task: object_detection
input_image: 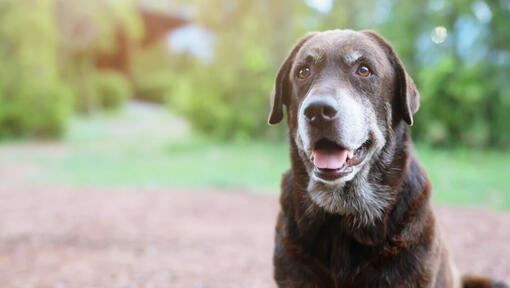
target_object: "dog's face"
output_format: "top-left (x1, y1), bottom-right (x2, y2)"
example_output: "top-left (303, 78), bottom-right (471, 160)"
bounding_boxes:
top-left (269, 30), bottom-right (419, 220)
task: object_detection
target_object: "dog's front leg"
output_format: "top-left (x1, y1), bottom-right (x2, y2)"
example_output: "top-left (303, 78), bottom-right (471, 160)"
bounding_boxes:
top-left (273, 213), bottom-right (336, 288)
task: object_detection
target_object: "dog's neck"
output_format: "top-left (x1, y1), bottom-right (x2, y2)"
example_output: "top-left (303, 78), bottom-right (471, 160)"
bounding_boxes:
top-left (286, 123), bottom-right (431, 246)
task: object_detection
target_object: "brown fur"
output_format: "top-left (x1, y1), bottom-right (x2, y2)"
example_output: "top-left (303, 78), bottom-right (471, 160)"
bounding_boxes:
top-left (269, 29), bottom-right (507, 288)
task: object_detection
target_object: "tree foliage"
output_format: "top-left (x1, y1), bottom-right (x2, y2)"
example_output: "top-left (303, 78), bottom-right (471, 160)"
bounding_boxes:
top-left (166, 0), bottom-right (510, 147)
top-left (0, 0), bottom-right (139, 138)
top-left (1, 0), bottom-right (509, 146)
top-left (0, 0), bottom-right (72, 138)
top-left (164, 0), bottom-right (308, 139)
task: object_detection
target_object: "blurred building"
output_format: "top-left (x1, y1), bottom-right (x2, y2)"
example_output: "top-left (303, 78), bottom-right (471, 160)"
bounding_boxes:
top-left (95, 8), bottom-right (189, 76)
top-left (56, 1), bottom-right (190, 77)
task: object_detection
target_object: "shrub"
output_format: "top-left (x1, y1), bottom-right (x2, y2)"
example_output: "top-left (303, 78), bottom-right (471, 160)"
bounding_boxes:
top-left (94, 71), bottom-right (132, 110)
top-left (0, 80), bottom-right (73, 138)
top-left (164, 0), bottom-right (294, 140)
top-left (134, 70), bottom-right (175, 103)
top-left (71, 70), bottom-right (132, 113)
top-left (414, 57), bottom-right (510, 148)
top-left (131, 44), bottom-right (189, 104)
top-left (0, 0), bottom-right (73, 139)
top-left (167, 49), bottom-right (280, 140)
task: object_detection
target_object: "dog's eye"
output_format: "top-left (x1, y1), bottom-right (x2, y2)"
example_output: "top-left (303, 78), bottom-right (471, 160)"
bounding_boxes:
top-left (298, 67), bottom-right (311, 79)
top-left (356, 65), bottom-right (371, 77)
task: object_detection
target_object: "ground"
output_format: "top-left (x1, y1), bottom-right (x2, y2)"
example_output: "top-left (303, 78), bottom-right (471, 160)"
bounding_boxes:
top-left (0, 187), bottom-right (508, 288)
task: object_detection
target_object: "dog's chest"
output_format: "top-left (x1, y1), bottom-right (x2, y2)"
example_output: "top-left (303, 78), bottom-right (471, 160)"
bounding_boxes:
top-left (309, 223), bottom-right (412, 287)
top-left (317, 234), bottom-right (373, 270)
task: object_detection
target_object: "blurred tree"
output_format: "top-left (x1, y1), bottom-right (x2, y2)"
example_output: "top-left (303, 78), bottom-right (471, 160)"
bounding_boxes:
top-left (165, 0), bottom-right (510, 147)
top-left (56, 0), bottom-right (141, 113)
top-left (0, 0), bottom-right (72, 138)
top-left (165, 0), bottom-right (312, 140)
top-left (404, 0), bottom-right (510, 147)
top-left (1, 0), bottom-right (509, 146)
top-left (0, 0), bottom-right (142, 138)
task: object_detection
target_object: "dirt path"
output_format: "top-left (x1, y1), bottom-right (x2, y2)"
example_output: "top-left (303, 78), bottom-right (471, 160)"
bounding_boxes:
top-left (0, 187), bottom-right (508, 288)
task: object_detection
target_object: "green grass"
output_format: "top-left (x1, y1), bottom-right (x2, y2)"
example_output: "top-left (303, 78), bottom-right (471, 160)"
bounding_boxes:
top-left (42, 135), bottom-right (290, 190)
top-left (31, 133), bottom-right (510, 208)
top-left (2, 103), bottom-right (508, 208)
top-left (416, 146), bottom-right (510, 208)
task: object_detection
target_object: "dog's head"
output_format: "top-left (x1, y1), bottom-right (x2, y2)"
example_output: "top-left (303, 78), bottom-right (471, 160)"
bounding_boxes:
top-left (269, 30), bottom-right (419, 221)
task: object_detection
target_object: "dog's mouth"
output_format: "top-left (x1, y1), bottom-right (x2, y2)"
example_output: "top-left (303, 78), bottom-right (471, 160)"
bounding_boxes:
top-left (310, 138), bottom-right (371, 181)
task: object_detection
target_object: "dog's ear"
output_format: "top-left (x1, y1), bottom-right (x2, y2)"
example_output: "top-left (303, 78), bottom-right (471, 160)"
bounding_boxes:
top-left (268, 32), bottom-right (317, 125)
top-left (362, 30), bottom-right (420, 126)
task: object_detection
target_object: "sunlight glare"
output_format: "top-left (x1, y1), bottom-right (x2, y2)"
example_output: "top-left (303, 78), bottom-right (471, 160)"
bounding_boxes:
top-left (431, 26), bottom-right (447, 44)
top-left (305, 0), bottom-right (334, 14)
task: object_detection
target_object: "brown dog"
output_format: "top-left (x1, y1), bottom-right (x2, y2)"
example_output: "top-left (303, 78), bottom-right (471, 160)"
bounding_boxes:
top-left (269, 29), bottom-right (507, 288)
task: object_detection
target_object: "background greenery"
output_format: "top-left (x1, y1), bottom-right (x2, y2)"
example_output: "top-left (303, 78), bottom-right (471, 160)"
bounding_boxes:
top-left (1, 0), bottom-right (509, 145)
top-left (167, 0), bottom-right (510, 146)
top-left (0, 0), bottom-right (509, 208)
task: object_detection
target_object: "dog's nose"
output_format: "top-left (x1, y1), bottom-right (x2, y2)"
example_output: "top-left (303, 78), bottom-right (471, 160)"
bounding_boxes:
top-left (303, 98), bottom-right (339, 124)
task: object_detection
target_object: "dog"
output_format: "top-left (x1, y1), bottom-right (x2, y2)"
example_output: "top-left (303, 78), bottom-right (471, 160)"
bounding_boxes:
top-left (268, 29), bottom-right (508, 288)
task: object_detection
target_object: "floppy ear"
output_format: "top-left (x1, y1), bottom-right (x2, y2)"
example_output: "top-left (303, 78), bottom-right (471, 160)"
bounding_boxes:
top-left (268, 32), bottom-right (317, 125)
top-left (362, 30), bottom-right (420, 126)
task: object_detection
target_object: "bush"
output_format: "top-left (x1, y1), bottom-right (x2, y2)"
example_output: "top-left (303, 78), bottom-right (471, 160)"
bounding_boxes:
top-left (0, 0), bottom-right (141, 139)
top-left (131, 44), bottom-right (191, 104)
top-left (414, 58), bottom-right (510, 148)
top-left (164, 0), bottom-right (295, 140)
top-left (134, 70), bottom-right (175, 103)
top-left (94, 71), bottom-right (132, 110)
top-left (167, 49), bottom-right (279, 140)
top-left (0, 0), bottom-right (73, 139)
top-left (0, 80), bottom-right (73, 138)
top-left (71, 70), bottom-right (132, 113)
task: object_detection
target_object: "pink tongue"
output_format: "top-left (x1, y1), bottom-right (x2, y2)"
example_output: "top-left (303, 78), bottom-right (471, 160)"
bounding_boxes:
top-left (313, 149), bottom-right (348, 169)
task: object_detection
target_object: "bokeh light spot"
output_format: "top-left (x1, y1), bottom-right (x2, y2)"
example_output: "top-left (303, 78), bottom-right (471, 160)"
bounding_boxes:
top-left (431, 26), bottom-right (448, 44)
